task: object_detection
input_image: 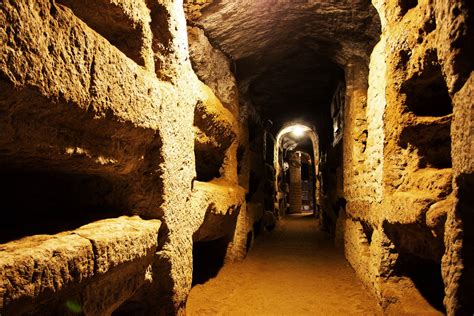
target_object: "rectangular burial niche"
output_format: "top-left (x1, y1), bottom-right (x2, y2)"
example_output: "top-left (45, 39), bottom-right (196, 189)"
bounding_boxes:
top-left (384, 221), bottom-right (446, 313)
top-left (192, 236), bottom-right (230, 286)
top-left (0, 168), bottom-right (126, 244)
top-left (193, 100), bottom-right (231, 182)
top-left (400, 54), bottom-right (452, 117)
top-left (57, 0), bottom-right (146, 66)
top-left (194, 145), bottom-right (226, 182)
top-left (393, 252), bottom-right (445, 313)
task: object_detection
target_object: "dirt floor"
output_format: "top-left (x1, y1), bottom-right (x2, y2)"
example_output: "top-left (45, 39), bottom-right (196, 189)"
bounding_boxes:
top-left (186, 214), bottom-right (382, 315)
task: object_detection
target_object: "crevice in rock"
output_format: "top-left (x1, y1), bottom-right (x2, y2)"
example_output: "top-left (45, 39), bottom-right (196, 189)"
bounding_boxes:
top-left (361, 221), bottom-right (373, 245)
top-left (399, 0), bottom-right (418, 16)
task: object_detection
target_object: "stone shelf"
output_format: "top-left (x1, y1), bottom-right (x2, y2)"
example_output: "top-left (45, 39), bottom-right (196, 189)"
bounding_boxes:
top-left (0, 216), bottom-right (161, 315)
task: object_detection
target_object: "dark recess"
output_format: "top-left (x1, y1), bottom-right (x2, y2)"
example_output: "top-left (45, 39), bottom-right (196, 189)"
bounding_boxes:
top-left (245, 230), bottom-right (253, 253)
top-left (398, 0), bottom-right (418, 15)
top-left (112, 301), bottom-right (148, 316)
top-left (401, 61), bottom-right (452, 117)
top-left (192, 237), bottom-right (230, 286)
top-left (246, 170), bottom-right (261, 202)
top-left (0, 169), bottom-right (126, 244)
top-left (394, 252), bottom-right (445, 313)
top-left (58, 0), bottom-right (146, 66)
top-left (194, 147), bottom-right (225, 182)
top-left (361, 221), bottom-right (374, 244)
top-left (399, 120), bottom-right (452, 169)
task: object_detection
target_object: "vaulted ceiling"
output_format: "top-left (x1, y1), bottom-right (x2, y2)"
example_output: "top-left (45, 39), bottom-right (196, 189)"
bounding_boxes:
top-left (185, 0), bottom-right (381, 147)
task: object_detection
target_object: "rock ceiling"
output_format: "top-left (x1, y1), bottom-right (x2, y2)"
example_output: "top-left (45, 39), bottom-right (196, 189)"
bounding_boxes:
top-left (185, 0), bottom-right (381, 145)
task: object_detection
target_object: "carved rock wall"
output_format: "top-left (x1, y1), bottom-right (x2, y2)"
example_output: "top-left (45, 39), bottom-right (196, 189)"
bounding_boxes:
top-left (341, 0), bottom-right (473, 314)
top-left (0, 0), bottom-right (252, 314)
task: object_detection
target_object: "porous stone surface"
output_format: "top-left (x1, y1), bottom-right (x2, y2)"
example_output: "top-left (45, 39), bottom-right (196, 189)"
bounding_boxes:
top-left (0, 216), bottom-right (160, 315)
top-left (187, 0), bottom-right (472, 314)
top-left (0, 0), bottom-right (252, 315)
top-left (188, 26), bottom-right (239, 116)
top-left (338, 0), bottom-right (473, 314)
top-left (1, 0), bottom-right (473, 315)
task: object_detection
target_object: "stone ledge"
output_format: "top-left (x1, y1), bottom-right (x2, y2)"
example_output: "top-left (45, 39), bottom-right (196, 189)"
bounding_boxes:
top-left (190, 180), bottom-right (245, 242)
top-left (0, 216), bottom-right (161, 315)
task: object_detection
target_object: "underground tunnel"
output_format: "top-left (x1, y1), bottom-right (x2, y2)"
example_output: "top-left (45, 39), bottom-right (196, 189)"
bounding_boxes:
top-left (0, 0), bottom-right (473, 315)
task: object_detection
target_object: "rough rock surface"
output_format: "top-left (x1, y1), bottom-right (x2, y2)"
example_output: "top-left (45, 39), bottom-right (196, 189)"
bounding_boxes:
top-left (0, 0), bottom-right (251, 314)
top-left (1, 0), bottom-right (472, 315)
top-left (0, 216), bottom-right (161, 315)
top-left (188, 0), bottom-right (473, 314)
top-left (185, 0), bottom-right (381, 143)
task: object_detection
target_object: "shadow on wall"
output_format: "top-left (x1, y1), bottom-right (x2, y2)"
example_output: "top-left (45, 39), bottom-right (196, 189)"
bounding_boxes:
top-left (192, 236), bottom-right (230, 286)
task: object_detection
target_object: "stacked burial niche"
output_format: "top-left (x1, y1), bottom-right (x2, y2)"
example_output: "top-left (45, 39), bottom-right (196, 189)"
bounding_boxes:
top-left (383, 49), bottom-right (453, 313)
top-left (191, 92), bottom-right (241, 285)
top-left (0, 0), bottom-right (174, 314)
top-left (1, 0), bottom-right (252, 314)
top-left (187, 26), bottom-right (251, 284)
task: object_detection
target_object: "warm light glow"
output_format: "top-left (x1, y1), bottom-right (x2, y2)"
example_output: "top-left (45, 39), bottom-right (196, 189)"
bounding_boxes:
top-left (276, 124), bottom-right (312, 145)
top-left (291, 125), bottom-right (306, 138)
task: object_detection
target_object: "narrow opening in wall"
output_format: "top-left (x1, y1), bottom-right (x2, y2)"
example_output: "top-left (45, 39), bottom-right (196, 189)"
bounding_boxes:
top-left (57, 0), bottom-right (146, 66)
top-left (237, 145), bottom-right (245, 175)
top-left (194, 146), bottom-right (225, 182)
top-left (0, 169), bottom-right (125, 244)
top-left (401, 58), bottom-right (452, 117)
top-left (253, 219), bottom-right (263, 238)
top-left (192, 236), bottom-right (230, 286)
top-left (398, 0), bottom-right (418, 16)
top-left (361, 221), bottom-right (374, 244)
top-left (394, 252), bottom-right (445, 313)
top-left (245, 230), bottom-right (253, 253)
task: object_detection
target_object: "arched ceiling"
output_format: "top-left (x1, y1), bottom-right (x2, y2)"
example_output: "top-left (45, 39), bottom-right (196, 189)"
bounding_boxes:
top-left (185, 0), bottom-right (381, 147)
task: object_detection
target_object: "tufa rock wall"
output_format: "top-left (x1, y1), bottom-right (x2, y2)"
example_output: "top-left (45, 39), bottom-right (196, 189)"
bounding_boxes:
top-left (341, 0), bottom-right (473, 314)
top-left (0, 0), bottom-right (255, 314)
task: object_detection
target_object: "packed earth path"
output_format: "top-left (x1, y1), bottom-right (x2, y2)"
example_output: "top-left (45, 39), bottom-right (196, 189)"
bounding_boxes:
top-left (186, 214), bottom-right (382, 315)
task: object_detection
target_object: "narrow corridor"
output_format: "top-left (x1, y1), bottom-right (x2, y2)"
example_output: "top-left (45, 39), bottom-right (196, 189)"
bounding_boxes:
top-left (187, 214), bottom-right (381, 315)
top-left (1, 1), bottom-right (472, 314)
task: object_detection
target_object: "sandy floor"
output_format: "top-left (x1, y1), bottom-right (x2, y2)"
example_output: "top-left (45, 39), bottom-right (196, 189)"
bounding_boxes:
top-left (186, 214), bottom-right (382, 315)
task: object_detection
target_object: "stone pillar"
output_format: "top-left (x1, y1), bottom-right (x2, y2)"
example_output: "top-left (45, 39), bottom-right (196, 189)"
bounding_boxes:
top-left (288, 152), bottom-right (302, 214)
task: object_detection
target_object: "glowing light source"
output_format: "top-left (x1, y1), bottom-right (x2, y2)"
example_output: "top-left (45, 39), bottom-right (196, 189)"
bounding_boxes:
top-left (291, 125), bottom-right (306, 138)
